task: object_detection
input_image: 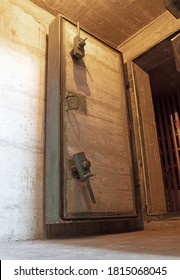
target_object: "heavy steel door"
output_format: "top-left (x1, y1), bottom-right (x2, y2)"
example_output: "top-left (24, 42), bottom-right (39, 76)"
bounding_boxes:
top-left (62, 19), bottom-right (135, 219)
top-left (46, 16), bottom-right (137, 222)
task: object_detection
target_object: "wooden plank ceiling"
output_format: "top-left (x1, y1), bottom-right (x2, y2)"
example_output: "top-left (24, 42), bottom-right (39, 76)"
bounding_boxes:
top-left (29, 0), bottom-right (166, 48)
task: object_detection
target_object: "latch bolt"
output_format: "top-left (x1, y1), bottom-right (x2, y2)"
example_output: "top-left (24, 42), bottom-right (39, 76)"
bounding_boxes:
top-left (72, 22), bottom-right (87, 59)
top-left (71, 152), bottom-right (96, 204)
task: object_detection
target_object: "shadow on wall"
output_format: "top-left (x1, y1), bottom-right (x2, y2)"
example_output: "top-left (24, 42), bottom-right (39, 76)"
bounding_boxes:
top-left (64, 52), bottom-right (93, 141)
top-left (71, 52), bottom-right (92, 97)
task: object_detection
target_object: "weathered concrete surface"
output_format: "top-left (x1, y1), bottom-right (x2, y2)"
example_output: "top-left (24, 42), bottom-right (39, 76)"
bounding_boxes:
top-left (0, 230), bottom-right (180, 259)
top-left (144, 219), bottom-right (180, 232)
top-left (0, 0), bottom-right (54, 241)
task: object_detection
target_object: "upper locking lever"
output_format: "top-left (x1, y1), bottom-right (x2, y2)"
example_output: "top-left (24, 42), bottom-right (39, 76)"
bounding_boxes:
top-left (72, 22), bottom-right (87, 59)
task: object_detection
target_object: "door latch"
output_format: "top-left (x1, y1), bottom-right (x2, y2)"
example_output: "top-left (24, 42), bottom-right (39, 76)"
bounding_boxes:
top-left (71, 152), bottom-right (96, 204)
top-left (72, 22), bottom-right (87, 59)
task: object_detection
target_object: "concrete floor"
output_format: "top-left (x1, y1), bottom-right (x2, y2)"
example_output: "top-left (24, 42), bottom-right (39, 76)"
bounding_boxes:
top-left (1, 230), bottom-right (180, 260)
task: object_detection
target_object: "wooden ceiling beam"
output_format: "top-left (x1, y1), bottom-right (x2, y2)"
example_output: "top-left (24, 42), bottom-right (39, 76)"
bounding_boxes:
top-left (118, 11), bottom-right (180, 62)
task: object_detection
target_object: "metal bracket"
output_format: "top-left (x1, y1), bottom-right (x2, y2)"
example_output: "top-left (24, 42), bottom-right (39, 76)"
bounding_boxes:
top-left (72, 22), bottom-right (87, 59)
top-left (70, 152), bottom-right (96, 204)
top-left (66, 94), bottom-right (79, 111)
top-left (66, 91), bottom-right (87, 113)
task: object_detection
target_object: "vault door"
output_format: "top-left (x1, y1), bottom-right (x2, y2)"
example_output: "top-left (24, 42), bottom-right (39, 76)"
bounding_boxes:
top-left (62, 20), bottom-right (136, 219)
top-left (46, 16), bottom-right (137, 222)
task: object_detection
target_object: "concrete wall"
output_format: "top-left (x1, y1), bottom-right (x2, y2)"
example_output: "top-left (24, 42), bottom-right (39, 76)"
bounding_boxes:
top-left (0, 0), bottom-right (54, 241)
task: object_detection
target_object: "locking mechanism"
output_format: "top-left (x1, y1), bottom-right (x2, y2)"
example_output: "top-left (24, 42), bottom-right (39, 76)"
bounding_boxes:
top-left (72, 22), bottom-right (87, 59)
top-left (71, 152), bottom-right (96, 204)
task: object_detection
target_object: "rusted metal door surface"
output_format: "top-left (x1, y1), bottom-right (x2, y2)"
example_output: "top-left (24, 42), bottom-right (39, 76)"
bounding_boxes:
top-left (46, 16), bottom-right (137, 222)
top-left (62, 19), bottom-right (135, 219)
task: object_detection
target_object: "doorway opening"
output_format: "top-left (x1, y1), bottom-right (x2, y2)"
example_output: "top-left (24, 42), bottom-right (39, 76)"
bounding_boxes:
top-left (134, 32), bottom-right (180, 212)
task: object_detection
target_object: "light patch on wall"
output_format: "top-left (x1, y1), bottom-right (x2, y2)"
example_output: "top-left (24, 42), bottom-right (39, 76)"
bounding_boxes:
top-left (0, 39), bottom-right (44, 241)
top-left (0, 40), bottom-right (42, 144)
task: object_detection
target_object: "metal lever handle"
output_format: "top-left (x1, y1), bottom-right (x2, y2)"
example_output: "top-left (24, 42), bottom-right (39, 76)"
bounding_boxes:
top-left (85, 179), bottom-right (96, 204)
top-left (79, 38), bottom-right (87, 48)
top-left (71, 152), bottom-right (96, 204)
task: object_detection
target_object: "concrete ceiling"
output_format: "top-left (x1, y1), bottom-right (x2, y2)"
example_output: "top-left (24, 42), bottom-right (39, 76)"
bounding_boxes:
top-left (29, 0), bottom-right (167, 48)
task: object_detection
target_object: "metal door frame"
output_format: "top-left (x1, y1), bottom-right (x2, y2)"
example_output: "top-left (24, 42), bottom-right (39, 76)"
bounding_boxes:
top-left (45, 15), bottom-right (143, 236)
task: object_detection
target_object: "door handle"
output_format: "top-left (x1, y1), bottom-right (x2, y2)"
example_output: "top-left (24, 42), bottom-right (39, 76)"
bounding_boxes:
top-left (71, 152), bottom-right (96, 204)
